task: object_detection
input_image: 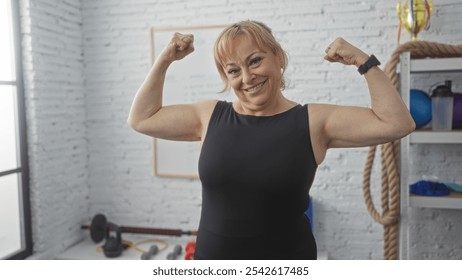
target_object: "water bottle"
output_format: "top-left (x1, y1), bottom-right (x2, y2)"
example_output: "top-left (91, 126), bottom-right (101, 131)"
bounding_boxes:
top-left (431, 80), bottom-right (454, 131)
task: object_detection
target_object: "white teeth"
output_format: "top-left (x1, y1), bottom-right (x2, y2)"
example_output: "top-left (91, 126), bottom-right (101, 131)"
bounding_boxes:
top-left (245, 81), bottom-right (265, 93)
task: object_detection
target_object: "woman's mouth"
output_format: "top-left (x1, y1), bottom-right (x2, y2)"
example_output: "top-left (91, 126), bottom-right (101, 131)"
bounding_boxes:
top-left (243, 80), bottom-right (267, 94)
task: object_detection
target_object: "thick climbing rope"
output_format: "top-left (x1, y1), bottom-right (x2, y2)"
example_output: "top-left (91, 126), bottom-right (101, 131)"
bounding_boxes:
top-left (362, 41), bottom-right (462, 260)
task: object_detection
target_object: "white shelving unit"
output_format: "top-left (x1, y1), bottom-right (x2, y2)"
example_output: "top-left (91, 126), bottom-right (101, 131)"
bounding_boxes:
top-left (410, 193), bottom-right (462, 209)
top-left (399, 53), bottom-right (462, 260)
top-left (410, 130), bottom-right (462, 143)
top-left (410, 57), bottom-right (462, 73)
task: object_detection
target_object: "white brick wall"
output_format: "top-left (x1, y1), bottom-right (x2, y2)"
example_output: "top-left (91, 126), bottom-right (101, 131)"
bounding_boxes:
top-left (21, 0), bottom-right (462, 259)
top-left (19, 0), bottom-right (88, 259)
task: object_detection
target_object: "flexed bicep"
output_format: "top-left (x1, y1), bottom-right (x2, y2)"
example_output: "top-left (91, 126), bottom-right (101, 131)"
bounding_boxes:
top-left (128, 31), bottom-right (204, 140)
top-left (312, 104), bottom-right (410, 149)
top-left (132, 100), bottom-right (217, 141)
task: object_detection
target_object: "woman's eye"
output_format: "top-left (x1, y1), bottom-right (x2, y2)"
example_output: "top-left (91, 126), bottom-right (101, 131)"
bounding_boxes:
top-left (227, 69), bottom-right (239, 75)
top-left (249, 57), bottom-right (262, 65)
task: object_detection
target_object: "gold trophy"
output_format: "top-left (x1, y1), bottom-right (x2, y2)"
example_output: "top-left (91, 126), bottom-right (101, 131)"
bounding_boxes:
top-left (397, 0), bottom-right (433, 41)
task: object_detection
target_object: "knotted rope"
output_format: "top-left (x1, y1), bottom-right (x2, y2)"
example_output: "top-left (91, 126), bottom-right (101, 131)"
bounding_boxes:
top-left (362, 41), bottom-right (462, 260)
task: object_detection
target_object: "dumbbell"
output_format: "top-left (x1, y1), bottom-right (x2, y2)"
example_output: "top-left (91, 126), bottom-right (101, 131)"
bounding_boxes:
top-left (166, 245), bottom-right (182, 260)
top-left (140, 245), bottom-right (159, 260)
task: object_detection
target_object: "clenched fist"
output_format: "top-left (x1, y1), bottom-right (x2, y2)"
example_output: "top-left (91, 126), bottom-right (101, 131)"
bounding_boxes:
top-left (159, 32), bottom-right (195, 63)
top-left (324, 37), bottom-right (369, 68)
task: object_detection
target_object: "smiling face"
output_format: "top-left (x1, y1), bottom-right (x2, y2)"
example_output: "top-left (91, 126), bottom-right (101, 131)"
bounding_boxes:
top-left (214, 21), bottom-right (288, 93)
top-left (223, 35), bottom-right (283, 106)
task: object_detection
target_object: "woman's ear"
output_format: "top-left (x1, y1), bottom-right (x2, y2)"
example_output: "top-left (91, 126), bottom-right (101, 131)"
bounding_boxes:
top-left (278, 54), bottom-right (285, 70)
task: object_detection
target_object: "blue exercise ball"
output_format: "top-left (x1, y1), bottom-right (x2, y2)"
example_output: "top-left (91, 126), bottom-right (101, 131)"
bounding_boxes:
top-left (410, 89), bottom-right (432, 128)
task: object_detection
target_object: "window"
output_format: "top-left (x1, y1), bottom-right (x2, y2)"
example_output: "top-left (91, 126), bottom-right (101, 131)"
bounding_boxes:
top-left (0, 0), bottom-right (32, 259)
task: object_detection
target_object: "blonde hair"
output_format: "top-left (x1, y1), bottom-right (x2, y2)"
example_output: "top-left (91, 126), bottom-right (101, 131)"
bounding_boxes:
top-left (214, 20), bottom-right (289, 92)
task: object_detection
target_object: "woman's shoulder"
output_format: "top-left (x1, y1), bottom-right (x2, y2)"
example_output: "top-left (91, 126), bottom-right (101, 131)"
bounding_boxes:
top-left (306, 103), bottom-right (338, 120)
top-left (192, 99), bottom-right (219, 111)
top-left (194, 99), bottom-right (221, 124)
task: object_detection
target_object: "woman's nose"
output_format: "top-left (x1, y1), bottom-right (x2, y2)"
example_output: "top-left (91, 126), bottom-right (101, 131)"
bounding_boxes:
top-left (242, 69), bottom-right (256, 84)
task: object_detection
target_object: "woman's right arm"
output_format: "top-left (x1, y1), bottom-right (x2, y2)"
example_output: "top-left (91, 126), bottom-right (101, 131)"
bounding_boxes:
top-left (127, 32), bottom-right (216, 141)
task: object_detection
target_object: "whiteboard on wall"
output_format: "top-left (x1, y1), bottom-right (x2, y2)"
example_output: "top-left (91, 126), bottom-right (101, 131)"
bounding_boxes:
top-left (150, 25), bottom-right (235, 179)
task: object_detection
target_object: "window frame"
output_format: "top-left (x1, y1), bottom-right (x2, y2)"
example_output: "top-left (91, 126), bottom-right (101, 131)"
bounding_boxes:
top-left (1, 0), bottom-right (33, 260)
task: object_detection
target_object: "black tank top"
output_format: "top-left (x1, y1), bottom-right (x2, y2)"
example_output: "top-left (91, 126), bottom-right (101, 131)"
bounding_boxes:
top-left (196, 101), bottom-right (318, 259)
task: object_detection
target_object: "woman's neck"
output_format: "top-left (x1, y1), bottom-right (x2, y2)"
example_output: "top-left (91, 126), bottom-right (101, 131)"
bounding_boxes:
top-left (233, 94), bottom-right (297, 116)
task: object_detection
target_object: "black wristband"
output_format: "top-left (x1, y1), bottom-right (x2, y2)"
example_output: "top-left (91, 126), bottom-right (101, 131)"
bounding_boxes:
top-left (357, 55), bottom-right (380, 75)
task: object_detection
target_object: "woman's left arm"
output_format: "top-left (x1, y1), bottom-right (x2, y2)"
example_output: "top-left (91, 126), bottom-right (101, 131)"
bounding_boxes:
top-left (315, 37), bottom-right (416, 149)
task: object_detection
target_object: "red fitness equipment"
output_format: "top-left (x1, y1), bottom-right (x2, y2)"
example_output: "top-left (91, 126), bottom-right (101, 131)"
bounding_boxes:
top-left (184, 241), bottom-right (196, 260)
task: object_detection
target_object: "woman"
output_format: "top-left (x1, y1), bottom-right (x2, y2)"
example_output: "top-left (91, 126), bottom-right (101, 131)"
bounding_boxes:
top-left (128, 20), bottom-right (415, 259)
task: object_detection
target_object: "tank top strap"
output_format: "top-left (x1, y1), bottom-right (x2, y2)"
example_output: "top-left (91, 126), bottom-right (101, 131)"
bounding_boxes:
top-left (207, 100), bottom-right (233, 128)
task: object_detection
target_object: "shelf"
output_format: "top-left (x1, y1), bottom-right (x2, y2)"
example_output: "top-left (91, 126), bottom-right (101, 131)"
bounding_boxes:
top-left (410, 130), bottom-right (462, 144)
top-left (399, 52), bottom-right (462, 259)
top-left (410, 192), bottom-right (462, 209)
top-left (410, 57), bottom-right (462, 73)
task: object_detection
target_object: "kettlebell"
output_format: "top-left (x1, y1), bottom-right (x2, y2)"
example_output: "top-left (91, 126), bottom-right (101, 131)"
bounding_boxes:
top-left (102, 222), bottom-right (124, 258)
